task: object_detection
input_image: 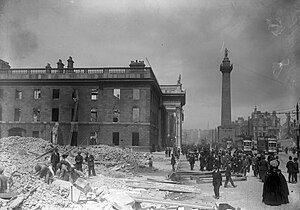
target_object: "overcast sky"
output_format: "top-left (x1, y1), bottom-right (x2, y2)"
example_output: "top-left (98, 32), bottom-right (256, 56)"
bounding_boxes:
top-left (0, 0), bottom-right (299, 129)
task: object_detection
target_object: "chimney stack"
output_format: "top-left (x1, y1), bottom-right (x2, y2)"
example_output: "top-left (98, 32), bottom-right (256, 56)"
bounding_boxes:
top-left (129, 60), bottom-right (145, 69)
top-left (45, 63), bottom-right (52, 73)
top-left (67, 56), bottom-right (74, 70)
top-left (57, 59), bottom-right (64, 73)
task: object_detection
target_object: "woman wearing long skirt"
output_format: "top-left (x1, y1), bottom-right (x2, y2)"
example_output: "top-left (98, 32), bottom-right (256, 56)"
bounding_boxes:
top-left (262, 160), bottom-right (289, 206)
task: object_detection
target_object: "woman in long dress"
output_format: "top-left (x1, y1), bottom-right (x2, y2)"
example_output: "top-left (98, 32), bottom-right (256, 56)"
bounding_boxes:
top-left (262, 160), bottom-right (289, 206)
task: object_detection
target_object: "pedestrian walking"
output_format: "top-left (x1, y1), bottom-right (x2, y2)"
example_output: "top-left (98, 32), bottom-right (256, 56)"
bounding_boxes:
top-left (212, 165), bottom-right (222, 199)
top-left (75, 151), bottom-right (83, 172)
top-left (50, 148), bottom-right (60, 174)
top-left (188, 152), bottom-right (196, 170)
top-left (259, 156), bottom-right (269, 182)
top-left (293, 157), bottom-right (299, 183)
top-left (171, 154), bottom-right (176, 171)
top-left (199, 152), bottom-right (206, 171)
top-left (263, 160), bottom-right (289, 206)
top-left (286, 156), bottom-right (294, 183)
top-left (206, 153), bottom-right (214, 171)
top-left (224, 162), bottom-right (237, 188)
top-left (85, 152), bottom-right (96, 177)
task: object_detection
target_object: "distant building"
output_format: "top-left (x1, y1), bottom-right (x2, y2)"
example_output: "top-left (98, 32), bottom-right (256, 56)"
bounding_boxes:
top-left (0, 58), bottom-right (186, 151)
top-left (182, 129), bottom-right (200, 145)
top-left (249, 107), bottom-right (281, 139)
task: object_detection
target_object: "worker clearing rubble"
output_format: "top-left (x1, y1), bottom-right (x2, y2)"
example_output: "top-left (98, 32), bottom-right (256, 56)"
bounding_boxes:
top-left (34, 164), bottom-right (55, 184)
top-left (0, 167), bottom-right (9, 193)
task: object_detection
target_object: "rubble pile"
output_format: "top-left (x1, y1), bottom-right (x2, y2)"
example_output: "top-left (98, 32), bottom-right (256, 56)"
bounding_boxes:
top-left (69, 145), bottom-right (149, 171)
top-left (0, 137), bottom-right (80, 209)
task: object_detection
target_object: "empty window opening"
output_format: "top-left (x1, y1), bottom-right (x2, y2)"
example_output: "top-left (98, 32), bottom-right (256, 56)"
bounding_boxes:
top-left (132, 132), bottom-right (139, 146)
top-left (113, 132), bottom-right (119, 145)
top-left (15, 90), bottom-right (22, 100)
top-left (14, 108), bottom-right (21, 121)
top-left (90, 132), bottom-right (98, 145)
top-left (52, 108), bottom-right (59, 122)
top-left (0, 107), bottom-right (2, 121)
top-left (113, 107), bottom-right (120, 122)
top-left (113, 89), bottom-right (120, 99)
top-left (32, 131), bottom-right (39, 138)
top-left (133, 89), bottom-right (140, 100)
top-left (132, 107), bottom-right (140, 122)
top-left (53, 89), bottom-right (60, 99)
top-left (33, 108), bottom-right (41, 122)
top-left (90, 108), bottom-right (98, 122)
top-left (91, 89), bottom-right (98, 100)
top-left (34, 89), bottom-right (41, 99)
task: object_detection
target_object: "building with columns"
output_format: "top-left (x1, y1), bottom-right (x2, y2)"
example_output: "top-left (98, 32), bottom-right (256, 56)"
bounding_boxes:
top-left (160, 78), bottom-right (186, 149)
top-left (0, 58), bottom-right (186, 152)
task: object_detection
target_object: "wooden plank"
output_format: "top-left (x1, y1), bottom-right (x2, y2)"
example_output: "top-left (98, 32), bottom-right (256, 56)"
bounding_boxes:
top-left (126, 183), bottom-right (201, 194)
top-left (133, 197), bottom-right (215, 209)
top-left (176, 170), bottom-right (226, 176)
top-left (146, 178), bottom-right (181, 185)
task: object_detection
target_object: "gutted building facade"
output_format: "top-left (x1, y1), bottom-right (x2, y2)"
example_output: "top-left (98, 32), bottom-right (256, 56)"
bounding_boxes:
top-left (0, 58), bottom-right (185, 151)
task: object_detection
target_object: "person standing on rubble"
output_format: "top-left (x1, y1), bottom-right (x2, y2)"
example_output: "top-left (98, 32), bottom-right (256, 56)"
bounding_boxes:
top-left (171, 154), bottom-right (176, 171)
top-left (51, 148), bottom-right (60, 174)
top-left (75, 151), bottom-right (84, 172)
top-left (85, 152), bottom-right (96, 177)
top-left (0, 167), bottom-right (9, 193)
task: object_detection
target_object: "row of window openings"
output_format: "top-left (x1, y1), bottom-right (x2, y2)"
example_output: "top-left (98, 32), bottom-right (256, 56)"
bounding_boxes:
top-left (13, 108), bottom-right (140, 122)
top-left (32, 131), bottom-right (140, 146)
top-left (12, 89), bottom-right (140, 100)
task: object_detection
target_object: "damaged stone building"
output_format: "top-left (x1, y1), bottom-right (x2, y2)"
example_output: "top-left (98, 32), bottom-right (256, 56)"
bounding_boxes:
top-left (0, 58), bottom-right (185, 151)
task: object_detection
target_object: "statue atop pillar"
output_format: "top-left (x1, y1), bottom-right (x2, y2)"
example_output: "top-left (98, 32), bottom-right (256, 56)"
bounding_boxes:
top-left (225, 48), bottom-right (229, 58)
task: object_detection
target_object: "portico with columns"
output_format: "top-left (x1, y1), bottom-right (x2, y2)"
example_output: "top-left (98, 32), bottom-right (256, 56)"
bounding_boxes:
top-left (160, 77), bottom-right (186, 149)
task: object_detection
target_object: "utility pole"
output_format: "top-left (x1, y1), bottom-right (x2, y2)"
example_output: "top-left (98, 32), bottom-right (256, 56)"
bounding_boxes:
top-left (297, 103), bottom-right (300, 158)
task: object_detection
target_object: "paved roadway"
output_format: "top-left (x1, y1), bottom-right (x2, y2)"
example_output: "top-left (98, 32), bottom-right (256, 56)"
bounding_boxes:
top-left (177, 152), bottom-right (300, 210)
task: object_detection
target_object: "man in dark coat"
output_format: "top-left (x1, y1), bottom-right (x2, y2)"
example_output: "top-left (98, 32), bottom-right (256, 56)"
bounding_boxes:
top-left (171, 154), bottom-right (176, 171)
top-left (75, 151), bottom-right (84, 172)
top-left (224, 162), bottom-right (237, 188)
top-left (212, 166), bottom-right (222, 199)
top-left (188, 152), bottom-right (196, 170)
top-left (50, 148), bottom-right (60, 174)
top-left (259, 156), bottom-right (269, 182)
top-left (199, 153), bottom-right (206, 171)
top-left (286, 156), bottom-right (294, 183)
top-left (263, 160), bottom-right (289, 206)
top-left (85, 152), bottom-right (96, 177)
top-left (206, 153), bottom-right (214, 171)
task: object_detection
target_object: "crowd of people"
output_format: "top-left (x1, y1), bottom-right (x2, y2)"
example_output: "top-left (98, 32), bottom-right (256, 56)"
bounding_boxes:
top-left (34, 148), bottom-right (96, 184)
top-left (168, 145), bottom-right (299, 206)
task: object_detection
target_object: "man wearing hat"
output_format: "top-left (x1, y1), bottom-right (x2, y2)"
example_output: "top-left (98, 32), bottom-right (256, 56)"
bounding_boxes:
top-left (224, 161), bottom-right (237, 188)
top-left (212, 165), bottom-right (222, 199)
top-left (85, 151), bottom-right (96, 177)
top-left (75, 151), bottom-right (84, 172)
top-left (0, 167), bottom-right (8, 193)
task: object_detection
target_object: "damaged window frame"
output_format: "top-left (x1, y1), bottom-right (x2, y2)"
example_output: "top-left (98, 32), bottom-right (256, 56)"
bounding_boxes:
top-left (90, 108), bottom-right (98, 122)
top-left (91, 89), bottom-right (99, 100)
top-left (33, 108), bottom-right (41, 122)
top-left (33, 89), bottom-right (41, 100)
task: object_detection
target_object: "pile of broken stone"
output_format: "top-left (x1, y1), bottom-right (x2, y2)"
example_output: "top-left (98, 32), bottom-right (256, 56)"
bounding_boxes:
top-left (0, 136), bottom-right (148, 210)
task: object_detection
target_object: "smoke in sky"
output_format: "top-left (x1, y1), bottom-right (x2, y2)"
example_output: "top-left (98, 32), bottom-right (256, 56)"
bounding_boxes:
top-left (0, 0), bottom-right (299, 128)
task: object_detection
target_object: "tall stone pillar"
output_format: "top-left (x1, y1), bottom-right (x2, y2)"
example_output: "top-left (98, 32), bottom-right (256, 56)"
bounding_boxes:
top-left (220, 48), bottom-right (233, 126)
top-left (175, 107), bottom-right (182, 149)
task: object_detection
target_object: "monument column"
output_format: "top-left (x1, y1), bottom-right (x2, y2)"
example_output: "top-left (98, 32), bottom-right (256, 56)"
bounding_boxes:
top-left (220, 48), bottom-right (233, 126)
